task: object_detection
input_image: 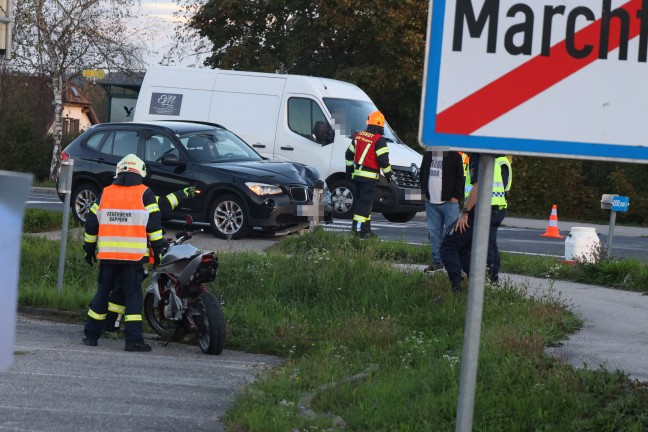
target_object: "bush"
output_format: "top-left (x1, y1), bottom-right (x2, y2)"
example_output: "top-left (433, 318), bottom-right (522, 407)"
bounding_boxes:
top-left (0, 72), bottom-right (54, 182)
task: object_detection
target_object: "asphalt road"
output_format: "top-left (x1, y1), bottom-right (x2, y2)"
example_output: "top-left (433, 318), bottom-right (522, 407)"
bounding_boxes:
top-left (28, 189), bottom-right (648, 261)
top-left (1, 315), bottom-right (281, 432)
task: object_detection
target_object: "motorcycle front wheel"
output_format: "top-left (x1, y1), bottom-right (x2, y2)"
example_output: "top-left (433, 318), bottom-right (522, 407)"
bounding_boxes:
top-left (143, 292), bottom-right (176, 339)
top-left (194, 292), bottom-right (226, 355)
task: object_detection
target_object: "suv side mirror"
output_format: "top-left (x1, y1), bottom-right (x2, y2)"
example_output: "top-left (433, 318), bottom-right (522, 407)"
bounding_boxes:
top-left (160, 154), bottom-right (184, 166)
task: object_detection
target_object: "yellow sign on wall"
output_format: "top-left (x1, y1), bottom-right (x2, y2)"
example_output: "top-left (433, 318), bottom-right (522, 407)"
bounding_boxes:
top-left (82, 69), bottom-right (105, 79)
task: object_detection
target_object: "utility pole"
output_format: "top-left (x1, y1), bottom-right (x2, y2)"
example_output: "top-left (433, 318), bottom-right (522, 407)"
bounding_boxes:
top-left (0, 0), bottom-right (12, 60)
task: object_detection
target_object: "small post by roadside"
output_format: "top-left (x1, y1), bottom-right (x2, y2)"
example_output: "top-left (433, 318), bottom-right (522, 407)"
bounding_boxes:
top-left (310, 180), bottom-right (324, 230)
top-left (297, 180), bottom-right (325, 232)
top-left (600, 194), bottom-right (630, 258)
top-left (56, 159), bottom-right (74, 294)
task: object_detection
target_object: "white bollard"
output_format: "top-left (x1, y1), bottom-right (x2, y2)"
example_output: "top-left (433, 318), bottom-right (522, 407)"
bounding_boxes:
top-left (565, 227), bottom-right (601, 263)
top-left (0, 171), bottom-right (33, 371)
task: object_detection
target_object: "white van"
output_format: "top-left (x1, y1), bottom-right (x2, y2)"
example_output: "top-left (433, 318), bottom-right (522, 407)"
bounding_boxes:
top-left (134, 66), bottom-right (423, 221)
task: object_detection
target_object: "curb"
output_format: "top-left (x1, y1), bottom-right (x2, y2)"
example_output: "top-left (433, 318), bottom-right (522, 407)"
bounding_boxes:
top-left (32, 187), bottom-right (58, 195)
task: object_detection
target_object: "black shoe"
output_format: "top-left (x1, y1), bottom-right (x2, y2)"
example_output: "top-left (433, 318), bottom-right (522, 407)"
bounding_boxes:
top-left (423, 262), bottom-right (444, 274)
top-left (82, 337), bottom-right (98, 347)
top-left (125, 342), bottom-right (152, 352)
top-left (450, 280), bottom-right (464, 294)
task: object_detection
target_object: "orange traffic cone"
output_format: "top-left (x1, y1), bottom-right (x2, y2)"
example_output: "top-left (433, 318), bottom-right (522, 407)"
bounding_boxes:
top-left (541, 204), bottom-right (564, 238)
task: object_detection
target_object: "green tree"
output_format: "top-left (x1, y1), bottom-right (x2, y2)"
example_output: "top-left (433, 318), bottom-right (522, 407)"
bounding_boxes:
top-left (6, 0), bottom-right (148, 179)
top-left (0, 69), bottom-right (54, 181)
top-left (190, 0), bottom-right (428, 147)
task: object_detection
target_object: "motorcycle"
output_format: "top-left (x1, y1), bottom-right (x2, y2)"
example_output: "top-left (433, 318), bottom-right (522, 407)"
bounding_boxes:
top-left (143, 216), bottom-right (226, 355)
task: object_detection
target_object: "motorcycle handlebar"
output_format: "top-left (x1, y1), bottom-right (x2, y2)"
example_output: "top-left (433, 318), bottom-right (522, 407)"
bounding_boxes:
top-left (170, 228), bottom-right (204, 246)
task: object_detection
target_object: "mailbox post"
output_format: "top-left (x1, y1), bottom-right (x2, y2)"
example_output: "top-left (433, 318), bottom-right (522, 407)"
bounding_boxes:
top-left (600, 194), bottom-right (630, 258)
top-left (57, 159), bottom-right (74, 293)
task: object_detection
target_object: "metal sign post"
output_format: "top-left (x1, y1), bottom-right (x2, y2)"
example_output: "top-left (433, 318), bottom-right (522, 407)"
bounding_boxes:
top-left (455, 155), bottom-right (494, 432)
top-left (600, 194), bottom-right (630, 258)
top-left (56, 160), bottom-right (74, 294)
top-left (418, 0), bottom-right (648, 428)
top-left (0, 170), bottom-right (32, 372)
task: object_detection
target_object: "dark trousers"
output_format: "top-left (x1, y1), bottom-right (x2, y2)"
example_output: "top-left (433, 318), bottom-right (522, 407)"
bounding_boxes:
top-left (440, 213), bottom-right (474, 290)
top-left (354, 179), bottom-right (376, 219)
top-left (440, 207), bottom-right (506, 290)
top-left (104, 283), bottom-right (126, 331)
top-left (352, 178), bottom-right (376, 234)
top-left (84, 262), bottom-right (145, 344)
top-left (487, 208), bottom-right (507, 281)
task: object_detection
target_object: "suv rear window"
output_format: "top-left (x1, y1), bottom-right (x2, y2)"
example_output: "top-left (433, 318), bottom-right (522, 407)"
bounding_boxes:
top-left (99, 131), bottom-right (139, 157)
top-left (86, 131), bottom-right (108, 150)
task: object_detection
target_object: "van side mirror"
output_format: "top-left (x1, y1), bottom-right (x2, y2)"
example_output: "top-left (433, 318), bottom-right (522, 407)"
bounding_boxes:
top-left (311, 122), bottom-right (335, 146)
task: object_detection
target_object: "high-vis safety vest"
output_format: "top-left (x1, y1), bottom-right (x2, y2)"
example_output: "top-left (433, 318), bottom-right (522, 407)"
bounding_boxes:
top-left (96, 184), bottom-right (150, 261)
top-left (461, 153), bottom-right (472, 199)
top-left (351, 131), bottom-right (383, 180)
top-left (492, 156), bottom-right (512, 208)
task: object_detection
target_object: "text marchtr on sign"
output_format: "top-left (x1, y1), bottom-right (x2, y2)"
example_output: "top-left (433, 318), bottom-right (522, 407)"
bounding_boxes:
top-left (418, 0), bottom-right (648, 162)
top-left (452, 0), bottom-right (648, 61)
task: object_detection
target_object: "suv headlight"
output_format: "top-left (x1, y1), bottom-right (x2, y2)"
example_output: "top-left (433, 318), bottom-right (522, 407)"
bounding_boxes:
top-left (245, 182), bottom-right (283, 196)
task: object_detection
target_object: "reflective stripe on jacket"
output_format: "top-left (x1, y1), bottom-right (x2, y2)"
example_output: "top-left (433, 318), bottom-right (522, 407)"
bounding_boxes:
top-left (97, 184), bottom-right (149, 261)
top-left (347, 131), bottom-right (392, 180)
top-left (353, 131), bottom-right (381, 170)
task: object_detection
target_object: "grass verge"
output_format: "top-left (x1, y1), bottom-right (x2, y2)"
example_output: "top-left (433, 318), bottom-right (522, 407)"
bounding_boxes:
top-left (18, 228), bottom-right (648, 430)
top-left (23, 208), bottom-right (81, 233)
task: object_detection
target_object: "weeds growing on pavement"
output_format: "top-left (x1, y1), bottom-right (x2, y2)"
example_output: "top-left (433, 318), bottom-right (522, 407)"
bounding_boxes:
top-left (18, 228), bottom-right (648, 430)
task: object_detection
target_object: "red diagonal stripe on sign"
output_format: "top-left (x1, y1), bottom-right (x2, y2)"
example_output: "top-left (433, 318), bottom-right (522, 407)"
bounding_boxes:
top-left (436, 0), bottom-right (643, 135)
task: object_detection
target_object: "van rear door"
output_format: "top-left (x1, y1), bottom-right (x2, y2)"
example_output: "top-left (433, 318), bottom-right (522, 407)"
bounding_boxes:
top-left (209, 73), bottom-right (286, 160)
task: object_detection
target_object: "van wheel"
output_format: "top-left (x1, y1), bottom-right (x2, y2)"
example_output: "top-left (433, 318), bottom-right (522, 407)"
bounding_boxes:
top-left (329, 179), bottom-right (356, 219)
top-left (72, 182), bottom-right (99, 224)
top-left (382, 212), bottom-right (417, 223)
top-left (209, 195), bottom-right (251, 239)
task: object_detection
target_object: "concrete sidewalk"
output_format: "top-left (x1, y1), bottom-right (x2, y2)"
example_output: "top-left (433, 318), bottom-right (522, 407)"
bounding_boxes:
top-left (401, 263), bottom-right (648, 383)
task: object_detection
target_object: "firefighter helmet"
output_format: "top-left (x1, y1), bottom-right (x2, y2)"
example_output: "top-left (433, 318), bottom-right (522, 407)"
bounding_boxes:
top-left (115, 154), bottom-right (147, 178)
top-left (366, 111), bottom-right (385, 127)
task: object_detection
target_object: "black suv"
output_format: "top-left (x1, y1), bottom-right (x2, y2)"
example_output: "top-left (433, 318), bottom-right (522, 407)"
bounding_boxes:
top-left (58, 121), bottom-right (332, 239)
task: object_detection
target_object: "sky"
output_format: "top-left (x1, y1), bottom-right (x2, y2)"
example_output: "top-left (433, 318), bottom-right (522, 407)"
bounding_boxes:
top-left (138, 0), bottom-right (208, 67)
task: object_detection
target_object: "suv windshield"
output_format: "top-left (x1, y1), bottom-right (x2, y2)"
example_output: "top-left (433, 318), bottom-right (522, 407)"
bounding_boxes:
top-left (323, 98), bottom-right (401, 143)
top-left (179, 129), bottom-right (262, 163)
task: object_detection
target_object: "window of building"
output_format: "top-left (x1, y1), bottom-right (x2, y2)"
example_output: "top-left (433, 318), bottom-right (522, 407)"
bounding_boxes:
top-left (63, 118), bottom-right (80, 137)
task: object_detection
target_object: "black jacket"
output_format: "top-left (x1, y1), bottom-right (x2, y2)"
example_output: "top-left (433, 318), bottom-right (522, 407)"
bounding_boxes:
top-left (420, 151), bottom-right (464, 202)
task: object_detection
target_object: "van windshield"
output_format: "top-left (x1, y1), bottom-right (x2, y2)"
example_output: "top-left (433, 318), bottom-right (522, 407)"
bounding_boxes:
top-left (179, 129), bottom-right (262, 163)
top-left (323, 98), bottom-right (401, 143)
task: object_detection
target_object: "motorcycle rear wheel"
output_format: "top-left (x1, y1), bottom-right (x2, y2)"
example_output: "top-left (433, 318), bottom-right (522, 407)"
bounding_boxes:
top-left (194, 292), bottom-right (226, 355)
